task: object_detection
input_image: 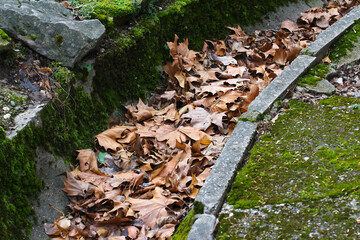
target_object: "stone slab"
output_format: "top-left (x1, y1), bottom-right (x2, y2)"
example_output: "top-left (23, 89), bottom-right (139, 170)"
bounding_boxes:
top-left (0, 0), bottom-right (105, 67)
top-left (305, 5), bottom-right (360, 59)
top-left (305, 79), bottom-right (336, 95)
top-left (246, 55), bottom-right (317, 116)
top-left (195, 121), bottom-right (257, 215)
top-left (30, 147), bottom-right (69, 240)
top-left (187, 214), bottom-right (217, 240)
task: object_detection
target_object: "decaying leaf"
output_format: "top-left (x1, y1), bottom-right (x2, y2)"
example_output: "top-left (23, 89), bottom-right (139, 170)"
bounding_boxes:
top-left (127, 187), bottom-right (178, 228)
top-left (62, 172), bottom-right (95, 197)
top-left (182, 107), bottom-right (225, 130)
top-left (76, 149), bottom-right (98, 172)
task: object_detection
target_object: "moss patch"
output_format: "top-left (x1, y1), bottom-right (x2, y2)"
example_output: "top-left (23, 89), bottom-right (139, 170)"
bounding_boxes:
top-left (30, 34), bottom-right (37, 41)
top-left (0, 29), bottom-right (10, 41)
top-left (70, 0), bottom-right (135, 26)
top-left (171, 209), bottom-right (195, 240)
top-left (330, 19), bottom-right (360, 61)
top-left (217, 96), bottom-right (360, 239)
top-left (217, 195), bottom-right (360, 239)
top-left (298, 63), bottom-right (330, 86)
top-left (55, 34), bottom-right (63, 47)
top-left (39, 64), bottom-right (108, 157)
top-left (0, 126), bottom-right (43, 239)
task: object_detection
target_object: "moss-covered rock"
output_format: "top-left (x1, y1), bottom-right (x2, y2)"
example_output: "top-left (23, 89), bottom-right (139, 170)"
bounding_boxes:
top-left (298, 63), bottom-right (330, 86)
top-left (216, 96), bottom-right (360, 239)
top-left (72, 0), bottom-right (135, 25)
top-left (0, 29), bottom-right (10, 41)
top-left (0, 65), bottom-right (108, 239)
top-left (330, 19), bottom-right (360, 62)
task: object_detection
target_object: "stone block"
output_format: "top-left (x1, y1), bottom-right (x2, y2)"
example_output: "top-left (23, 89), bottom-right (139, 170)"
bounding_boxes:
top-left (195, 121), bottom-right (257, 215)
top-left (0, 0), bottom-right (105, 67)
top-left (187, 214), bottom-right (217, 240)
top-left (305, 5), bottom-right (360, 59)
top-left (246, 55), bottom-right (317, 115)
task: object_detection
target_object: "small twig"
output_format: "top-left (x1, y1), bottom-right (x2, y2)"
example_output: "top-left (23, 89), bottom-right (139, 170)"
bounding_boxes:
top-left (49, 203), bottom-right (65, 217)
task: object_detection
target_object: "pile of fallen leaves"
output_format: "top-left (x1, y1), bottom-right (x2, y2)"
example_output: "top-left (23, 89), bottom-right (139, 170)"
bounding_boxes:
top-left (45, 1), bottom-right (358, 239)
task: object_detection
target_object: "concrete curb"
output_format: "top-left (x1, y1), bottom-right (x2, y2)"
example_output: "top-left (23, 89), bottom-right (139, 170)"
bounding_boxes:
top-left (187, 5), bottom-right (360, 240)
top-left (306, 5), bottom-right (360, 59)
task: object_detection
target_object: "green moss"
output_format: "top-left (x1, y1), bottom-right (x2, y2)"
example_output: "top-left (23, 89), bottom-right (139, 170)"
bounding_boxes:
top-left (0, 29), bottom-right (10, 41)
top-left (171, 209), bottom-right (195, 240)
top-left (30, 34), bottom-right (37, 41)
top-left (330, 19), bottom-right (360, 61)
top-left (298, 63), bottom-right (330, 86)
top-left (0, 126), bottom-right (43, 239)
top-left (70, 0), bottom-right (135, 25)
top-left (227, 96), bottom-right (360, 209)
top-left (193, 201), bottom-right (204, 214)
top-left (217, 96), bottom-right (360, 239)
top-left (39, 64), bottom-right (108, 158)
top-left (55, 34), bottom-right (63, 47)
top-left (217, 195), bottom-right (360, 239)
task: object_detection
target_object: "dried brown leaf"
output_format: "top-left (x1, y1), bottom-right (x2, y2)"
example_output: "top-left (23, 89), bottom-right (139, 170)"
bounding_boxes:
top-left (127, 187), bottom-right (178, 228)
top-left (182, 107), bottom-right (225, 130)
top-left (62, 172), bottom-right (95, 197)
top-left (76, 149), bottom-right (98, 172)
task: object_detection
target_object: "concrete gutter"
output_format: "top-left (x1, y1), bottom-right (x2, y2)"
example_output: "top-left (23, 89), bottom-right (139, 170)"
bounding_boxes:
top-left (187, 5), bottom-right (360, 240)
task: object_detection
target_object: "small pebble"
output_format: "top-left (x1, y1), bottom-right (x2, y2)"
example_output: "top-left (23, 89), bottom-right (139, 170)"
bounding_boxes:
top-left (2, 106), bottom-right (10, 112)
top-left (354, 92), bottom-right (360, 98)
top-left (335, 77), bottom-right (343, 85)
top-left (10, 101), bottom-right (15, 107)
top-left (3, 113), bottom-right (11, 119)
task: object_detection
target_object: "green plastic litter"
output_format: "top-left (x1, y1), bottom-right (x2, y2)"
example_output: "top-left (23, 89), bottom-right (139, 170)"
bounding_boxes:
top-left (97, 151), bottom-right (107, 164)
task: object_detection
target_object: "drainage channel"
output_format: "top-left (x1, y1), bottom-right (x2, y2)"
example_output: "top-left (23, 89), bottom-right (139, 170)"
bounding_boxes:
top-left (188, 4), bottom-right (360, 240)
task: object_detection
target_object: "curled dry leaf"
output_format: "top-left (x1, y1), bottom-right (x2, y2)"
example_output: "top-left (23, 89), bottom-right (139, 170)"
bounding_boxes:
top-left (182, 107), bottom-right (225, 130)
top-left (281, 20), bottom-right (299, 32)
top-left (95, 126), bottom-right (137, 152)
top-left (127, 187), bottom-right (178, 228)
top-left (155, 224), bottom-right (175, 240)
top-left (76, 149), bottom-right (98, 172)
top-left (62, 172), bottom-right (95, 197)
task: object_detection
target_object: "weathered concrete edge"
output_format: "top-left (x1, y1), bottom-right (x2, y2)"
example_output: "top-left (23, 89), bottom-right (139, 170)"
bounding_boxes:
top-left (243, 55), bottom-right (317, 117)
top-left (187, 121), bottom-right (256, 240)
top-left (187, 6), bottom-right (360, 239)
top-left (187, 214), bottom-right (218, 240)
top-left (305, 5), bottom-right (360, 59)
top-left (195, 121), bottom-right (257, 215)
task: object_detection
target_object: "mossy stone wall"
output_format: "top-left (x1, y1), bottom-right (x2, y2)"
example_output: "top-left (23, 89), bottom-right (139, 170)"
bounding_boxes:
top-left (93, 0), bottom-right (297, 109)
